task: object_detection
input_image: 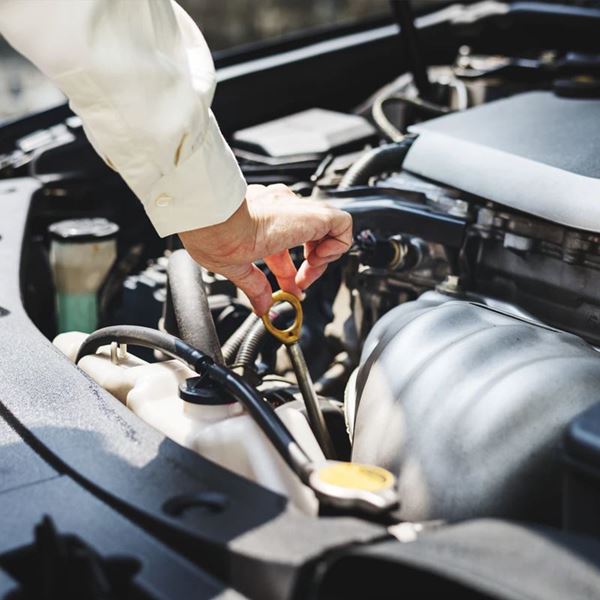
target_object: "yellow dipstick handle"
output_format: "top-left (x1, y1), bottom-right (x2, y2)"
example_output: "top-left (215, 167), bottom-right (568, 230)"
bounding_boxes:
top-left (262, 289), bottom-right (337, 459)
top-left (261, 290), bottom-right (303, 345)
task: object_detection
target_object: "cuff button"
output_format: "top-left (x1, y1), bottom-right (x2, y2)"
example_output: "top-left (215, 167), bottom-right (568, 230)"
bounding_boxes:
top-left (155, 193), bottom-right (173, 208)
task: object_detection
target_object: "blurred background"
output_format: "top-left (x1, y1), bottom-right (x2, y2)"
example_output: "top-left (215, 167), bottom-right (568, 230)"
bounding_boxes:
top-left (0, 0), bottom-right (391, 123)
top-left (184, 0), bottom-right (388, 51)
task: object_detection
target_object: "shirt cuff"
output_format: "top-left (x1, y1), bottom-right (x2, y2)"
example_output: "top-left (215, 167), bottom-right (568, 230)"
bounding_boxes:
top-left (145, 113), bottom-right (247, 238)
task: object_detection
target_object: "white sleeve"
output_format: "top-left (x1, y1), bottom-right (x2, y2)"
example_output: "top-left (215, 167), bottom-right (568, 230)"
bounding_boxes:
top-left (0, 0), bottom-right (247, 237)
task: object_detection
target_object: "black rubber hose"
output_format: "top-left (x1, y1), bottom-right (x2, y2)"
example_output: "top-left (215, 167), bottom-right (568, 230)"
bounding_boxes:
top-left (165, 249), bottom-right (223, 363)
top-left (222, 313), bottom-right (259, 365)
top-left (235, 303), bottom-right (295, 367)
top-left (75, 325), bottom-right (313, 481)
top-left (77, 325), bottom-right (212, 374)
top-left (337, 138), bottom-right (415, 189)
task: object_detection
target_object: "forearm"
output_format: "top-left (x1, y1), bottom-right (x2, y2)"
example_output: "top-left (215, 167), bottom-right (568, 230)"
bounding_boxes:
top-left (0, 0), bottom-right (246, 237)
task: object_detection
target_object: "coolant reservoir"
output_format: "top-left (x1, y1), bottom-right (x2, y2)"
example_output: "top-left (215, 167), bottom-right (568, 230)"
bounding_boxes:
top-left (49, 218), bottom-right (118, 333)
top-left (54, 332), bottom-right (323, 514)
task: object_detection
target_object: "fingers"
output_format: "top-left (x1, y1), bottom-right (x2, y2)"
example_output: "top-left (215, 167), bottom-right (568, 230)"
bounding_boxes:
top-left (264, 249), bottom-right (303, 298)
top-left (223, 262), bottom-right (273, 315)
top-left (304, 241), bottom-right (317, 260)
top-left (324, 208), bottom-right (353, 250)
top-left (181, 184), bottom-right (354, 308)
top-left (296, 209), bottom-right (353, 288)
top-left (296, 260), bottom-right (328, 291)
top-left (304, 237), bottom-right (349, 268)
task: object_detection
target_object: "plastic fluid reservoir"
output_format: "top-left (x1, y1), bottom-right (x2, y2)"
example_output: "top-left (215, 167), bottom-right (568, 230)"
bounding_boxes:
top-left (54, 332), bottom-right (323, 514)
top-left (49, 218), bottom-right (118, 333)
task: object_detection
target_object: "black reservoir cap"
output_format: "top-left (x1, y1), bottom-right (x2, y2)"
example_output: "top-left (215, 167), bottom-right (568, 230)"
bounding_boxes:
top-left (179, 376), bottom-right (235, 405)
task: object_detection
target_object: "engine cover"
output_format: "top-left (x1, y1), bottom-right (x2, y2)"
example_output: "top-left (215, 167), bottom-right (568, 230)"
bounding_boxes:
top-left (350, 295), bottom-right (600, 523)
top-left (404, 92), bottom-right (600, 232)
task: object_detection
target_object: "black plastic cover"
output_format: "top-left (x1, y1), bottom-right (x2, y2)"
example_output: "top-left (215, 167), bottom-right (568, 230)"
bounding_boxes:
top-left (315, 519), bottom-right (600, 600)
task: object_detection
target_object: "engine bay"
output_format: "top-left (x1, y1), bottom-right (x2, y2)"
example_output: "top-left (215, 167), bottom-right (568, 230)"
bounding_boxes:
top-left (20, 21), bottom-right (600, 518)
top-left (5, 2), bottom-right (600, 597)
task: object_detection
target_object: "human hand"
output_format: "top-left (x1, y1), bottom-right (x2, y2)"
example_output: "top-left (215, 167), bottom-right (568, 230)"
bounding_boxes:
top-left (179, 184), bottom-right (353, 314)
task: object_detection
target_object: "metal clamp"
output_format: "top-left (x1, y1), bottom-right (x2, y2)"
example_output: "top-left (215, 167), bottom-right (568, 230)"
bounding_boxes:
top-left (110, 342), bottom-right (127, 365)
top-left (261, 290), bottom-right (303, 345)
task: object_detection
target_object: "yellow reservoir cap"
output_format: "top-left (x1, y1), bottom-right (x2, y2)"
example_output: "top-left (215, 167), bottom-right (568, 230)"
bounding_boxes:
top-left (315, 462), bottom-right (395, 492)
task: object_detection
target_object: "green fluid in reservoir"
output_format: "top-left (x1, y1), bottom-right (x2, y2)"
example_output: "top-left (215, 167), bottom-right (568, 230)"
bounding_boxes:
top-left (57, 293), bottom-right (98, 333)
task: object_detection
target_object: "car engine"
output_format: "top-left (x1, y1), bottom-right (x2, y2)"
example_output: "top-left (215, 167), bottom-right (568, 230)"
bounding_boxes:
top-left (8, 3), bottom-right (600, 566)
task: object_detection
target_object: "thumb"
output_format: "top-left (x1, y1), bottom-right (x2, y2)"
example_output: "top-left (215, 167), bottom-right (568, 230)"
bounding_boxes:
top-left (222, 262), bottom-right (273, 315)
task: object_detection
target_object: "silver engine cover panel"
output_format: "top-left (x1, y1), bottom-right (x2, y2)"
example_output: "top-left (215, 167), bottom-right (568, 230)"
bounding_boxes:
top-left (405, 92), bottom-right (600, 232)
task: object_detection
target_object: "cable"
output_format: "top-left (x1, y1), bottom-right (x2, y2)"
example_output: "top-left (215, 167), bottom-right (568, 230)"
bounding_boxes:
top-left (338, 138), bottom-right (415, 189)
top-left (221, 313), bottom-right (259, 365)
top-left (372, 95), bottom-right (406, 143)
top-left (76, 325), bottom-right (313, 481)
top-left (449, 75), bottom-right (469, 111)
top-left (368, 70), bottom-right (468, 142)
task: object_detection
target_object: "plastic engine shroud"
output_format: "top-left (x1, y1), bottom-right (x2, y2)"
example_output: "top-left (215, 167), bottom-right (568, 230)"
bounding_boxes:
top-left (351, 294), bottom-right (600, 524)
